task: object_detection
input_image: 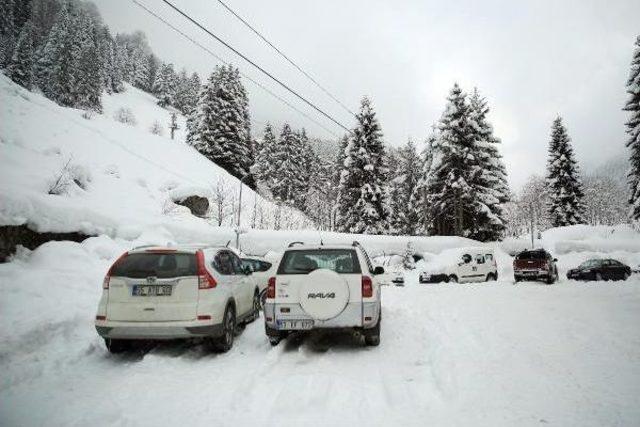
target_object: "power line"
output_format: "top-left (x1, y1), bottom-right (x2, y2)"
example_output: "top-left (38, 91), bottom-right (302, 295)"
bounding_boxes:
top-left (215, 0), bottom-right (356, 117)
top-left (130, 0), bottom-right (340, 137)
top-left (159, 0), bottom-right (352, 134)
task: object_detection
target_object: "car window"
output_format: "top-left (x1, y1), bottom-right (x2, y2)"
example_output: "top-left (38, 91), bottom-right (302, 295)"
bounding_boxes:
top-left (462, 254), bottom-right (472, 263)
top-left (485, 254), bottom-right (493, 262)
top-left (609, 260), bottom-right (623, 267)
top-left (475, 254), bottom-right (485, 264)
top-left (260, 261), bottom-right (272, 272)
top-left (111, 253), bottom-right (197, 278)
top-left (277, 249), bottom-right (362, 274)
top-left (229, 253), bottom-right (244, 274)
top-left (516, 251), bottom-right (546, 260)
top-left (214, 251), bottom-right (235, 275)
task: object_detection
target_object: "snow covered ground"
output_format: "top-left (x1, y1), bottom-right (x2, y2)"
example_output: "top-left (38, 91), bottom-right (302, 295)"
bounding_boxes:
top-left (1, 229), bottom-right (640, 427)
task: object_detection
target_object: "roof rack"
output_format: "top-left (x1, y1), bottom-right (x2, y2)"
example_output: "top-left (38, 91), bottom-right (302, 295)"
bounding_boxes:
top-left (288, 241), bottom-right (305, 248)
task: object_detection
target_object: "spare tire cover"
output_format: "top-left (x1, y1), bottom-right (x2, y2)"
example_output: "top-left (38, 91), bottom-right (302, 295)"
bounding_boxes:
top-left (299, 269), bottom-right (350, 320)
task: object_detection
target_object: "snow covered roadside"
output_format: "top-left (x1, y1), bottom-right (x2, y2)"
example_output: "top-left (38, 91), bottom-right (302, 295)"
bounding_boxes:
top-left (1, 236), bottom-right (640, 426)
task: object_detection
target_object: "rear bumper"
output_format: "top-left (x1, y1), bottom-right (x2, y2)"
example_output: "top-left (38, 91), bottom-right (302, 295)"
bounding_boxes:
top-left (264, 301), bottom-right (380, 331)
top-left (95, 320), bottom-right (224, 340)
top-left (514, 270), bottom-right (550, 281)
top-left (419, 273), bottom-right (448, 283)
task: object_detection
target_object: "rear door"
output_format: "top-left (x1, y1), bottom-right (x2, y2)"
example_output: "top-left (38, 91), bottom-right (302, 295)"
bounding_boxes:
top-left (229, 251), bottom-right (253, 316)
top-left (213, 251), bottom-right (244, 313)
top-left (107, 251), bottom-right (199, 322)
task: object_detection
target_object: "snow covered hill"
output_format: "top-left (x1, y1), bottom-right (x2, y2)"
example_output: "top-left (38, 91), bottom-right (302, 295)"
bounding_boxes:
top-left (0, 74), bottom-right (311, 242)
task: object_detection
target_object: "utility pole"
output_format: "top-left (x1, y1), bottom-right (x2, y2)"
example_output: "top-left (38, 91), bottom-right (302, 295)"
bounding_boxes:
top-left (169, 112), bottom-right (179, 140)
top-left (235, 174), bottom-right (251, 249)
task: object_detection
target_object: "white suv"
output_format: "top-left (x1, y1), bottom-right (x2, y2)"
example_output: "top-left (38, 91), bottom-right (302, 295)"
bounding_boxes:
top-left (95, 245), bottom-right (261, 353)
top-left (263, 242), bottom-right (383, 346)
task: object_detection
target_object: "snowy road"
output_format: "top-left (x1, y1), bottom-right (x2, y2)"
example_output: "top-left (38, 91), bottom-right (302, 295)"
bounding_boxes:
top-left (1, 240), bottom-right (640, 426)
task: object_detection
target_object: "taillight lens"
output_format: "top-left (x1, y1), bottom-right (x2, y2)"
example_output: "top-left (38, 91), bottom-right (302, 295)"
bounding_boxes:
top-left (103, 252), bottom-right (128, 289)
top-left (196, 250), bottom-right (217, 289)
top-left (362, 276), bottom-right (373, 298)
top-left (267, 277), bottom-right (276, 299)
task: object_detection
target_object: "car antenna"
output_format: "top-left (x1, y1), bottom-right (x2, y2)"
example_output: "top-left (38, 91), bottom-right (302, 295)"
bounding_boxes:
top-left (225, 240), bottom-right (231, 247)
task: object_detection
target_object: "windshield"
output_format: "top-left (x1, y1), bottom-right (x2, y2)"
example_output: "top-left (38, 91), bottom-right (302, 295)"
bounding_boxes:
top-left (516, 251), bottom-right (546, 260)
top-left (580, 259), bottom-right (600, 268)
top-left (111, 253), bottom-right (197, 278)
top-left (277, 249), bottom-right (361, 274)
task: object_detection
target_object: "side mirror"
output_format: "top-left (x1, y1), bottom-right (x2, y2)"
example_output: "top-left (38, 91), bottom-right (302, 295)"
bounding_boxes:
top-left (553, 258), bottom-right (558, 262)
top-left (373, 266), bottom-right (385, 275)
top-left (242, 265), bottom-right (253, 275)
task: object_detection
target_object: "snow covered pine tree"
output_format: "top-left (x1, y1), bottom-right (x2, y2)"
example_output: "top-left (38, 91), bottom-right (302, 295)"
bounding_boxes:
top-left (6, 21), bottom-right (34, 90)
top-left (545, 116), bottom-right (586, 226)
top-left (188, 64), bottom-right (254, 184)
top-left (336, 97), bottom-right (390, 234)
top-left (624, 35), bottom-right (640, 223)
top-left (389, 139), bottom-right (421, 235)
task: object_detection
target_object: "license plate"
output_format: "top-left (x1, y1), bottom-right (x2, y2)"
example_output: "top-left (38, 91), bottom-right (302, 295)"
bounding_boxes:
top-left (132, 285), bottom-right (172, 296)
top-left (277, 319), bottom-right (314, 330)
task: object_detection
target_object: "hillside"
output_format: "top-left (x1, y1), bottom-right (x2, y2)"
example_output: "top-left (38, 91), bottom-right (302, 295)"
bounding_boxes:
top-left (0, 74), bottom-right (312, 244)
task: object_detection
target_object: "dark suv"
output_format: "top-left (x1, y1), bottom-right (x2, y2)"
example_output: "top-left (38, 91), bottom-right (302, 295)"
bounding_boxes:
top-left (513, 249), bottom-right (558, 284)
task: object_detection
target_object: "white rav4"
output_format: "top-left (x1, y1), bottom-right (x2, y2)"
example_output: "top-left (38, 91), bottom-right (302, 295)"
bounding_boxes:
top-left (95, 245), bottom-right (261, 353)
top-left (264, 242), bottom-right (384, 346)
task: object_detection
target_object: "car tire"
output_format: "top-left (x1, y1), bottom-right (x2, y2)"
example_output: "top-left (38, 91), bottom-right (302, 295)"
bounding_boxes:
top-left (448, 275), bottom-right (458, 283)
top-left (213, 305), bottom-right (235, 353)
top-left (265, 324), bottom-right (284, 346)
top-left (546, 273), bottom-right (556, 285)
top-left (623, 272), bottom-right (630, 281)
top-left (364, 314), bottom-right (381, 347)
top-left (486, 273), bottom-right (496, 282)
top-left (105, 338), bottom-right (130, 354)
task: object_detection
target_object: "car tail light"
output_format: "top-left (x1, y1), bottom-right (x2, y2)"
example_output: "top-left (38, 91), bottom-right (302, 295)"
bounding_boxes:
top-left (196, 250), bottom-right (217, 289)
top-left (267, 277), bottom-right (276, 299)
top-left (95, 315), bottom-right (106, 321)
top-left (103, 252), bottom-right (128, 289)
top-left (197, 315), bottom-right (211, 320)
top-left (362, 276), bottom-right (373, 298)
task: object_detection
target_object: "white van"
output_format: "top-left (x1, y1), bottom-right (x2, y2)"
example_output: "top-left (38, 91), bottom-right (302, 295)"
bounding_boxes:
top-left (419, 247), bottom-right (498, 283)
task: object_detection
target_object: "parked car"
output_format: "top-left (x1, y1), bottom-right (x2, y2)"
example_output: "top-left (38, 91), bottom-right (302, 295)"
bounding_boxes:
top-left (241, 255), bottom-right (276, 296)
top-left (567, 259), bottom-right (631, 281)
top-left (264, 242), bottom-right (383, 346)
top-left (95, 245), bottom-right (261, 353)
top-left (419, 247), bottom-right (498, 283)
top-left (513, 249), bottom-right (558, 284)
top-left (372, 253), bottom-right (405, 286)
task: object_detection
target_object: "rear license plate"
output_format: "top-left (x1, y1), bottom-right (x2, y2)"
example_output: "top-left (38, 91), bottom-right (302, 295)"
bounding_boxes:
top-left (132, 285), bottom-right (173, 296)
top-left (277, 319), bottom-right (314, 330)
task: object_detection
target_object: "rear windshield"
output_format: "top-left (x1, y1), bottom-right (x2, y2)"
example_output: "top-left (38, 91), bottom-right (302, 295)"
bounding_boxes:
top-left (516, 251), bottom-right (546, 260)
top-left (111, 253), bottom-right (197, 278)
top-left (277, 249), bottom-right (361, 275)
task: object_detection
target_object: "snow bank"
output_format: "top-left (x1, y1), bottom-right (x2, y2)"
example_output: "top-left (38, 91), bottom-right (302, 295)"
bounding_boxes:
top-left (0, 74), bottom-right (311, 241)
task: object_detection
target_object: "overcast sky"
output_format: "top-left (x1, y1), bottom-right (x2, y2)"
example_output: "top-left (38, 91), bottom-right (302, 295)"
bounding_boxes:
top-left (93, 0), bottom-right (640, 190)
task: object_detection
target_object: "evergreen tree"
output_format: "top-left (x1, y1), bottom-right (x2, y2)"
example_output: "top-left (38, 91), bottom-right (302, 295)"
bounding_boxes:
top-left (545, 116), bottom-right (585, 226)
top-left (72, 9), bottom-right (102, 111)
top-left (426, 84), bottom-right (478, 236)
top-left (409, 131), bottom-right (436, 234)
top-left (153, 62), bottom-right (177, 107)
top-left (389, 138), bottom-right (421, 235)
top-left (467, 88), bottom-right (510, 240)
top-left (6, 21), bottom-right (34, 89)
top-left (0, 0), bottom-right (16, 68)
top-left (255, 123), bottom-right (279, 192)
top-left (625, 35), bottom-right (640, 222)
top-left (336, 97), bottom-right (390, 234)
top-left (130, 46), bottom-right (149, 89)
top-left (189, 65), bottom-right (253, 182)
top-left (270, 123), bottom-right (304, 204)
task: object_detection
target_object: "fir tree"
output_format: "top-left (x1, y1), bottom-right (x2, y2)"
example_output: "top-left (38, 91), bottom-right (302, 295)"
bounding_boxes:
top-left (336, 97), bottom-right (390, 234)
top-left (426, 84), bottom-right (477, 236)
top-left (545, 116), bottom-right (585, 226)
top-left (467, 88), bottom-right (510, 240)
top-left (270, 123), bottom-right (305, 205)
top-left (130, 46), bottom-right (149, 89)
top-left (72, 10), bottom-right (102, 111)
top-left (189, 65), bottom-right (253, 182)
top-left (409, 130), bottom-right (436, 234)
top-left (7, 21), bottom-right (34, 89)
top-left (254, 123), bottom-right (279, 192)
top-left (389, 138), bottom-right (421, 235)
top-left (624, 35), bottom-right (640, 222)
top-left (153, 62), bottom-right (177, 107)
top-left (0, 0), bottom-right (16, 68)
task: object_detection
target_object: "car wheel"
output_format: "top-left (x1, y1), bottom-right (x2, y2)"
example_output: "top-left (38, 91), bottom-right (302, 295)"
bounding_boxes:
top-left (595, 272), bottom-right (603, 281)
top-left (546, 273), bottom-right (555, 285)
top-left (105, 338), bottom-right (129, 354)
top-left (364, 314), bottom-right (381, 347)
top-left (623, 272), bottom-right (630, 281)
top-left (448, 275), bottom-right (458, 283)
top-left (214, 305), bottom-right (235, 353)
